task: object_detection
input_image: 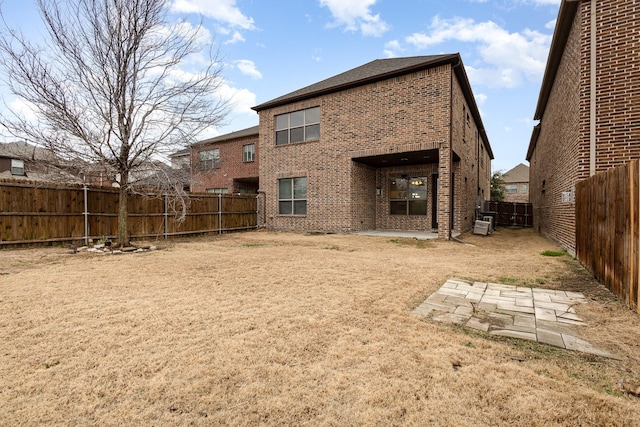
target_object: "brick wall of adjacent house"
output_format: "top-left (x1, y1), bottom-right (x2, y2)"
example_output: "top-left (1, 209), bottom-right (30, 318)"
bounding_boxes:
top-left (529, 0), bottom-right (640, 255)
top-left (582, 0), bottom-right (640, 173)
top-left (529, 7), bottom-right (581, 254)
top-left (258, 64), bottom-right (457, 234)
top-left (191, 134), bottom-right (259, 193)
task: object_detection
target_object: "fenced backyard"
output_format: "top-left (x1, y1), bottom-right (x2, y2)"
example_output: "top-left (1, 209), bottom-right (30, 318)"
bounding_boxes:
top-left (0, 181), bottom-right (257, 246)
top-left (576, 160), bottom-right (640, 314)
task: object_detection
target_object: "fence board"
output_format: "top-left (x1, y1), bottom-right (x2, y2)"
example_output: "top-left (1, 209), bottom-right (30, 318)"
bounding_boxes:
top-left (576, 160), bottom-right (640, 314)
top-left (0, 182), bottom-right (257, 246)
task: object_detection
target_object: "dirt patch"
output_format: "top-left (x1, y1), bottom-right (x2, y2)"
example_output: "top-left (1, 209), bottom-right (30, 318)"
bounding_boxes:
top-left (1, 228), bottom-right (639, 426)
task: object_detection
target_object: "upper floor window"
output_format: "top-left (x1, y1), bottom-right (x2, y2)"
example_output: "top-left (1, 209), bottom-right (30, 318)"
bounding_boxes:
top-left (275, 107), bottom-right (320, 145)
top-left (11, 159), bottom-right (24, 176)
top-left (243, 144), bottom-right (255, 162)
top-left (198, 148), bottom-right (220, 170)
top-left (389, 177), bottom-right (427, 216)
top-left (505, 184), bottom-right (518, 193)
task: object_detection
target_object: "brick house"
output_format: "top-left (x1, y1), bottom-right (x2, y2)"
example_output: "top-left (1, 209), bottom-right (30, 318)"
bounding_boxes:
top-left (526, 0), bottom-right (640, 255)
top-left (190, 125), bottom-right (259, 194)
top-left (252, 54), bottom-right (493, 238)
top-left (502, 163), bottom-right (529, 203)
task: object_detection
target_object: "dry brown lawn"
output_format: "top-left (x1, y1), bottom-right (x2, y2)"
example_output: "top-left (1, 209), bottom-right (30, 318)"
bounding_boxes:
top-left (1, 228), bottom-right (639, 426)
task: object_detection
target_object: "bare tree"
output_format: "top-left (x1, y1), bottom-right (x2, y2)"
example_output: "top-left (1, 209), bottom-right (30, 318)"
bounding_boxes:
top-left (0, 0), bottom-right (229, 246)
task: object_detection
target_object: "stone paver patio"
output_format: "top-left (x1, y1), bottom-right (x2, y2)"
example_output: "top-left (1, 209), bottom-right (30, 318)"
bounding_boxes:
top-left (414, 278), bottom-right (618, 358)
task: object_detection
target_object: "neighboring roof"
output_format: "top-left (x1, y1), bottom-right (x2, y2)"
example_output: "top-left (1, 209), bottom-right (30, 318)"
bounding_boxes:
top-left (0, 141), bottom-right (52, 161)
top-left (193, 125), bottom-right (259, 147)
top-left (502, 163), bottom-right (529, 183)
top-left (252, 54), bottom-right (493, 159)
top-left (533, 0), bottom-right (579, 121)
top-left (169, 147), bottom-right (190, 158)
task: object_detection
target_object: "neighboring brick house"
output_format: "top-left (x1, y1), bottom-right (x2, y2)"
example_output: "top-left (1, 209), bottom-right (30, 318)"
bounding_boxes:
top-left (252, 54), bottom-right (493, 238)
top-left (0, 141), bottom-right (81, 183)
top-left (526, 0), bottom-right (640, 255)
top-left (502, 163), bottom-right (529, 203)
top-left (190, 125), bottom-right (259, 194)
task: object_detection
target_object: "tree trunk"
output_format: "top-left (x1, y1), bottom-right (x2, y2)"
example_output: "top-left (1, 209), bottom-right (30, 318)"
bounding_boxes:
top-left (117, 171), bottom-right (129, 247)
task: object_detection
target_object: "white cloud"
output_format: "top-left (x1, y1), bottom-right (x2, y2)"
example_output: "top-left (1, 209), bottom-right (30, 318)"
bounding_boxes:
top-left (9, 97), bottom-right (38, 122)
top-left (234, 60), bottom-right (262, 79)
top-left (404, 16), bottom-right (552, 88)
top-left (383, 40), bottom-right (403, 58)
top-left (170, 0), bottom-right (255, 30)
top-left (475, 93), bottom-right (488, 106)
top-left (218, 84), bottom-right (257, 115)
top-left (319, 0), bottom-right (389, 37)
top-left (223, 31), bottom-right (246, 45)
top-left (545, 19), bottom-right (557, 30)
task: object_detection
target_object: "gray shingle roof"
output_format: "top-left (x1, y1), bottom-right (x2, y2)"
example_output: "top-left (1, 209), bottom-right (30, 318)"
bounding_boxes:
top-left (193, 125), bottom-right (259, 147)
top-left (252, 54), bottom-right (457, 111)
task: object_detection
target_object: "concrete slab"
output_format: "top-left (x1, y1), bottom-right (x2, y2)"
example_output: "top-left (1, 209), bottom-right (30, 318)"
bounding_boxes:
top-left (413, 278), bottom-right (617, 359)
top-left (537, 329), bottom-right (565, 348)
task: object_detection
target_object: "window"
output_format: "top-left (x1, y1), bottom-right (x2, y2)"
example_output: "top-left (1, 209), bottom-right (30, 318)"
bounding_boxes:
top-left (243, 144), bottom-right (255, 162)
top-left (11, 159), bottom-right (24, 176)
top-left (275, 107), bottom-right (320, 145)
top-left (205, 188), bottom-right (228, 194)
top-left (505, 184), bottom-right (518, 193)
top-left (278, 177), bottom-right (307, 215)
top-left (198, 149), bottom-right (220, 170)
top-left (521, 184), bottom-right (528, 193)
top-left (389, 177), bottom-right (427, 216)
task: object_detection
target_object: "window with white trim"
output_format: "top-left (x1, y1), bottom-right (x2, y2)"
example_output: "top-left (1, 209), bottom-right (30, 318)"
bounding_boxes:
top-left (243, 144), bottom-right (255, 162)
top-left (275, 107), bottom-right (320, 145)
top-left (11, 159), bottom-right (24, 176)
top-left (278, 177), bottom-right (307, 215)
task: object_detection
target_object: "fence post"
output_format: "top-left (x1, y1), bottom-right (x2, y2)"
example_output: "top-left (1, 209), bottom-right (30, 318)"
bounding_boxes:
top-left (164, 193), bottom-right (168, 240)
top-left (218, 193), bottom-right (222, 234)
top-left (83, 185), bottom-right (89, 246)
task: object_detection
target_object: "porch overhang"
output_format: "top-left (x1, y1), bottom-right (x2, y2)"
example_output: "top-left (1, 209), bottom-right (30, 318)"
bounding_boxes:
top-left (352, 148), bottom-right (461, 168)
top-left (352, 149), bottom-right (439, 167)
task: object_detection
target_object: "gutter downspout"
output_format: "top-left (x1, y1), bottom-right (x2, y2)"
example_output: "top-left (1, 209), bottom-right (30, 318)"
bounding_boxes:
top-left (589, 0), bottom-right (597, 176)
top-left (448, 60), bottom-right (461, 240)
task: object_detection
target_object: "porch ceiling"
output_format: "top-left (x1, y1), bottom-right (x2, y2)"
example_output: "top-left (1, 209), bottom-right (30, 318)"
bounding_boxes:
top-left (351, 148), bottom-right (461, 168)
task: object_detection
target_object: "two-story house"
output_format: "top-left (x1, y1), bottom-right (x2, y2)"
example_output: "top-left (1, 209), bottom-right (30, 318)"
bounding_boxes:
top-left (252, 54), bottom-right (493, 239)
top-left (526, 0), bottom-right (640, 255)
top-left (190, 125), bottom-right (259, 194)
top-left (502, 163), bottom-right (530, 203)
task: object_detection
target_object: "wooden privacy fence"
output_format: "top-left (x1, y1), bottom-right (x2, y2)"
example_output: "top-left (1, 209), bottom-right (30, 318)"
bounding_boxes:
top-left (483, 201), bottom-right (533, 227)
top-left (576, 160), bottom-right (640, 314)
top-left (0, 181), bottom-right (257, 246)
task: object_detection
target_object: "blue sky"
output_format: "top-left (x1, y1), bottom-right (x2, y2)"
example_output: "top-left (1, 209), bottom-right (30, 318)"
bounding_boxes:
top-left (0, 0), bottom-right (562, 172)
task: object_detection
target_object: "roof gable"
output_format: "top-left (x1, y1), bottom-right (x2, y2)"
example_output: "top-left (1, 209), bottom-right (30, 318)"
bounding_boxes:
top-left (503, 163), bottom-right (529, 183)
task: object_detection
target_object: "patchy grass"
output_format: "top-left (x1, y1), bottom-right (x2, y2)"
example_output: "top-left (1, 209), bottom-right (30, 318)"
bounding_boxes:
top-left (1, 228), bottom-right (639, 426)
top-left (541, 250), bottom-right (566, 257)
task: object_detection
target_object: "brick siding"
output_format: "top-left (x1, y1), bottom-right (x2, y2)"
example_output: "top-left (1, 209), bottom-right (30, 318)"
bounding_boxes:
top-left (529, 0), bottom-right (640, 255)
top-left (191, 134), bottom-right (259, 193)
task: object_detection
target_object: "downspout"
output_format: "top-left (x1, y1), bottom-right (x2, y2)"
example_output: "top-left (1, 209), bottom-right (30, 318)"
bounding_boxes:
top-left (448, 61), bottom-right (460, 240)
top-left (589, 0), bottom-right (597, 176)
